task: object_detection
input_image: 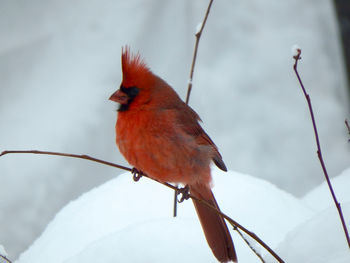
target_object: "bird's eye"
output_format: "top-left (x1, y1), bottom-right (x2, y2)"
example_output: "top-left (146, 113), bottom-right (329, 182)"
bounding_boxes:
top-left (120, 85), bottom-right (128, 93)
top-left (120, 85), bottom-right (139, 98)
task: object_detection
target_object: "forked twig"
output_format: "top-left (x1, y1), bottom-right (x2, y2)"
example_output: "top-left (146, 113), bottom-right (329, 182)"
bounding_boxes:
top-left (293, 48), bottom-right (350, 249)
top-left (0, 149), bottom-right (284, 262)
top-left (185, 0), bottom-right (214, 104)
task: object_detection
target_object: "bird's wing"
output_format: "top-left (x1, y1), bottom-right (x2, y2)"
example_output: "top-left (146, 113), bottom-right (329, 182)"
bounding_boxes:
top-left (174, 103), bottom-right (228, 172)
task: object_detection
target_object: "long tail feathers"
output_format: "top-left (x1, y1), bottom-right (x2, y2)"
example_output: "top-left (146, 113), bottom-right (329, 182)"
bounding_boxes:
top-left (189, 184), bottom-right (237, 262)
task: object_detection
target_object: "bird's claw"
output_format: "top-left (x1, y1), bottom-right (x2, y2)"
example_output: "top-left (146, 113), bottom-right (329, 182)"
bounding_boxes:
top-left (177, 185), bottom-right (190, 203)
top-left (131, 168), bottom-right (143, 182)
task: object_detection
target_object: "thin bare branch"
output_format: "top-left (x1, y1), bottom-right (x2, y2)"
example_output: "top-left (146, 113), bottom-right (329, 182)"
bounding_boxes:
top-left (175, 0), bottom-right (214, 218)
top-left (293, 48), bottom-right (350, 249)
top-left (173, 186), bottom-right (178, 217)
top-left (345, 119), bottom-right (350, 141)
top-left (0, 255), bottom-right (12, 263)
top-left (1, 149), bottom-right (284, 262)
top-left (0, 150), bottom-right (176, 190)
top-left (190, 194), bottom-right (284, 262)
top-left (235, 228), bottom-right (265, 263)
top-left (185, 0), bottom-right (214, 104)
top-left (1, 150), bottom-right (131, 171)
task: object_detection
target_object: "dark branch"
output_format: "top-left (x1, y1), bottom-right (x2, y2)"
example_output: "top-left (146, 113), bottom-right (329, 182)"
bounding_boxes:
top-left (235, 228), bottom-right (265, 262)
top-left (0, 255), bottom-right (12, 263)
top-left (293, 48), bottom-right (350, 249)
top-left (176, 0), bottom-right (215, 218)
top-left (345, 119), bottom-right (350, 141)
top-left (0, 149), bottom-right (284, 262)
top-left (1, 150), bottom-right (132, 171)
top-left (185, 0), bottom-right (214, 105)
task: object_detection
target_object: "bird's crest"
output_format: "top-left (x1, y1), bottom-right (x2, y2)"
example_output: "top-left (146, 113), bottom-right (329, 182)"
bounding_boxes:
top-left (121, 46), bottom-right (151, 87)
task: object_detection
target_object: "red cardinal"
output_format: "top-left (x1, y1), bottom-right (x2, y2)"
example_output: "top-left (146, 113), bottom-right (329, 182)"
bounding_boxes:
top-left (110, 47), bottom-right (237, 262)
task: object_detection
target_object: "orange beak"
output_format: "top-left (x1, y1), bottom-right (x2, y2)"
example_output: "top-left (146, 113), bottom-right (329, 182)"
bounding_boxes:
top-left (109, 89), bottom-right (129, 104)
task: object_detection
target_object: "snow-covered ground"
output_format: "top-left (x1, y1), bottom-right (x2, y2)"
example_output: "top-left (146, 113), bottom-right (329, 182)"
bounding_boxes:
top-left (1, 0), bottom-right (349, 260)
top-left (10, 168), bottom-right (350, 263)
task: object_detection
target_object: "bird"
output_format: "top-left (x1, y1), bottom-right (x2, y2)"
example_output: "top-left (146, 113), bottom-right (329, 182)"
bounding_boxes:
top-left (109, 47), bottom-right (237, 262)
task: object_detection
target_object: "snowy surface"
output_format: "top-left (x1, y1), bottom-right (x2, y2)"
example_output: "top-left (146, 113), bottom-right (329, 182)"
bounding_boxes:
top-left (15, 168), bottom-right (350, 263)
top-left (303, 167), bottom-right (350, 212)
top-left (265, 167), bottom-right (350, 263)
top-left (265, 205), bottom-right (350, 263)
top-left (1, 0), bottom-right (349, 259)
top-left (0, 245), bottom-right (8, 257)
top-left (15, 169), bottom-right (314, 263)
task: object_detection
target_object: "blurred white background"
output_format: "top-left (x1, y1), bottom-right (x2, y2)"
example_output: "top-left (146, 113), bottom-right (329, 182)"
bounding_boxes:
top-left (1, 0), bottom-right (349, 259)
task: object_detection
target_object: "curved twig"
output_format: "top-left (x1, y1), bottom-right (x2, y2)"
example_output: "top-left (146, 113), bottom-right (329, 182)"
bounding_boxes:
top-left (293, 48), bottom-right (350, 249)
top-left (1, 149), bottom-right (284, 262)
top-left (0, 150), bottom-right (131, 171)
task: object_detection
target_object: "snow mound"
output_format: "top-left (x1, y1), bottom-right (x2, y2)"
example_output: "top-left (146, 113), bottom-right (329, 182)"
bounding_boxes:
top-left (303, 167), bottom-right (350, 212)
top-left (16, 170), bottom-right (314, 263)
top-left (265, 204), bottom-right (350, 263)
top-left (0, 244), bottom-right (8, 257)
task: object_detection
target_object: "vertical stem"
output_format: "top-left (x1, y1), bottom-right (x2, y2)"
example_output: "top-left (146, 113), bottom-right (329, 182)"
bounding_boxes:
top-left (175, 0), bottom-right (215, 217)
top-left (185, 0), bottom-right (214, 105)
top-left (293, 49), bottom-right (350, 249)
top-left (173, 186), bottom-right (178, 217)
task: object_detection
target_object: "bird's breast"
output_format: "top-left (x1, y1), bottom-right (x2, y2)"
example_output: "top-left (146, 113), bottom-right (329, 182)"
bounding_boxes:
top-left (115, 109), bottom-right (212, 185)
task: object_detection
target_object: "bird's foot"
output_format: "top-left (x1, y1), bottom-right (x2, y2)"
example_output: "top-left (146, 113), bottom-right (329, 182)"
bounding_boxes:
top-left (131, 167), bottom-right (144, 182)
top-left (177, 185), bottom-right (190, 203)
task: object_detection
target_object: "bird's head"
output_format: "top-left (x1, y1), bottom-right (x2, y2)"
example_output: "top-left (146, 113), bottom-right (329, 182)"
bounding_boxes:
top-left (109, 47), bottom-right (155, 112)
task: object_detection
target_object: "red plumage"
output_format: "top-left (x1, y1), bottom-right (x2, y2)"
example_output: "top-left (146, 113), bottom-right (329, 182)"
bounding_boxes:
top-left (110, 47), bottom-right (237, 262)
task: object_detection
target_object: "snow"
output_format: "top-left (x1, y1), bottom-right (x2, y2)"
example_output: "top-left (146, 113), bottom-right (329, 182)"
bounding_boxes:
top-left (303, 167), bottom-right (350, 212)
top-left (265, 204), bottom-right (350, 263)
top-left (264, 167), bottom-right (350, 262)
top-left (14, 168), bottom-right (350, 262)
top-left (195, 22), bottom-right (203, 35)
top-left (16, 169), bottom-right (317, 263)
top-left (0, 245), bottom-right (8, 257)
top-left (291, 44), bottom-right (301, 57)
top-left (1, 0), bottom-right (349, 259)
